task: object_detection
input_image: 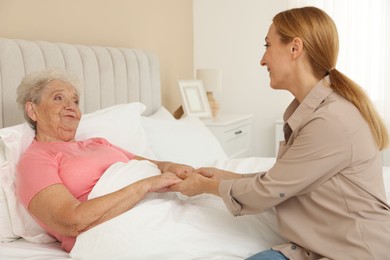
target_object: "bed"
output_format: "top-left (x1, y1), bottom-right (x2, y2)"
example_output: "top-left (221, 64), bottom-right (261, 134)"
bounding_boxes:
top-left (0, 38), bottom-right (389, 260)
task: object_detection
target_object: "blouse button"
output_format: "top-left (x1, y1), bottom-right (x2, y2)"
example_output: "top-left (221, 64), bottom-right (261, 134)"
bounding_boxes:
top-left (279, 193), bottom-right (285, 197)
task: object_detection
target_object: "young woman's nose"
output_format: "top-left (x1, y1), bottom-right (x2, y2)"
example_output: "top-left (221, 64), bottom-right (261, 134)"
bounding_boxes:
top-left (260, 54), bottom-right (266, 67)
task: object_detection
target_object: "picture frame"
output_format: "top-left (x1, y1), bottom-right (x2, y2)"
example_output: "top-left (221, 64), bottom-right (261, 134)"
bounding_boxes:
top-left (178, 80), bottom-right (212, 118)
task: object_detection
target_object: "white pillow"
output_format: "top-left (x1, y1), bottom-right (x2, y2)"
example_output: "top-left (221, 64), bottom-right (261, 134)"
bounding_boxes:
top-left (0, 102), bottom-right (154, 243)
top-left (140, 115), bottom-right (227, 168)
top-left (148, 106), bottom-right (175, 121)
top-left (0, 176), bottom-right (17, 242)
top-left (0, 122), bottom-right (49, 243)
top-left (76, 103), bottom-right (154, 158)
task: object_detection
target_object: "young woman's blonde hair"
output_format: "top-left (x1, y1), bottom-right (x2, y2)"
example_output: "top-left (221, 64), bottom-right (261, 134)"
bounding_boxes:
top-left (16, 69), bottom-right (82, 130)
top-left (273, 6), bottom-right (389, 150)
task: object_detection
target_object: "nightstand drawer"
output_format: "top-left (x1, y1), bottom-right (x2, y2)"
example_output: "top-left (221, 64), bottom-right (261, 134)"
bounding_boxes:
top-left (202, 114), bottom-right (253, 158)
top-left (223, 124), bottom-right (251, 157)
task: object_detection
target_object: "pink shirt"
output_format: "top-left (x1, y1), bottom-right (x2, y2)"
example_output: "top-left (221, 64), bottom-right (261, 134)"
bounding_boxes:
top-left (16, 137), bottom-right (135, 252)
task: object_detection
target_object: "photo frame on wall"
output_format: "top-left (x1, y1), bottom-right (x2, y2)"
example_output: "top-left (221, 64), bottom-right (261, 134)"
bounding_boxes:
top-left (178, 80), bottom-right (212, 118)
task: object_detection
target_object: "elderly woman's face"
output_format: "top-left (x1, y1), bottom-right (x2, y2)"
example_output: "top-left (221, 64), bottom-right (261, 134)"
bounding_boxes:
top-left (28, 80), bottom-right (81, 142)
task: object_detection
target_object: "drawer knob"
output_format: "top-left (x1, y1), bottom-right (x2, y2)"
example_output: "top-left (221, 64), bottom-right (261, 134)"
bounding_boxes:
top-left (235, 130), bottom-right (242, 135)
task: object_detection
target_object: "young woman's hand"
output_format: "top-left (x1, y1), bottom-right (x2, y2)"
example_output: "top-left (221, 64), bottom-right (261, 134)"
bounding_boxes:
top-left (168, 172), bottom-right (219, 197)
top-left (194, 167), bottom-right (242, 181)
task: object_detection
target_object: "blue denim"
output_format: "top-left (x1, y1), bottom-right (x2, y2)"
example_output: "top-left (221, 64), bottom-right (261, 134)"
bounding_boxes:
top-left (246, 249), bottom-right (289, 260)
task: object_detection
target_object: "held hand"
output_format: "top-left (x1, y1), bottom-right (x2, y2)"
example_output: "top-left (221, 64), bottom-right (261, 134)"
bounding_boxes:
top-left (158, 161), bottom-right (194, 174)
top-left (145, 172), bottom-right (183, 193)
top-left (168, 172), bottom-right (219, 197)
top-left (194, 167), bottom-right (242, 181)
top-left (133, 156), bottom-right (194, 174)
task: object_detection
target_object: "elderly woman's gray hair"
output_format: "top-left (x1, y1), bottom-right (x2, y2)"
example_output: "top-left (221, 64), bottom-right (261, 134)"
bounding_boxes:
top-left (16, 69), bottom-right (82, 129)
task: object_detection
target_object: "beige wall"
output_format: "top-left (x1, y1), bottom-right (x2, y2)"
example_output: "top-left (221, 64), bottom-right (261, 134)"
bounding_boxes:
top-left (0, 0), bottom-right (193, 112)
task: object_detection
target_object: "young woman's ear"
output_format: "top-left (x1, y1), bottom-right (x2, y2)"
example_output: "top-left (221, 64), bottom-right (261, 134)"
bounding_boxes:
top-left (25, 102), bottom-right (38, 122)
top-left (291, 37), bottom-right (303, 52)
top-left (291, 37), bottom-right (303, 55)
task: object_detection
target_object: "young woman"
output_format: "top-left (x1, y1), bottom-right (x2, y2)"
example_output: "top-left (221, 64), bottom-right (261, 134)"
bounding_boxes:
top-left (169, 6), bottom-right (390, 260)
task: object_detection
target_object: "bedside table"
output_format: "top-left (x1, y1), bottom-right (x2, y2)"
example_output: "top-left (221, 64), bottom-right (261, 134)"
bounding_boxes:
top-left (202, 114), bottom-right (254, 158)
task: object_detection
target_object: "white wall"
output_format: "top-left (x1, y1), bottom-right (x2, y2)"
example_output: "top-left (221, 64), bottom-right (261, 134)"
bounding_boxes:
top-left (193, 0), bottom-right (291, 157)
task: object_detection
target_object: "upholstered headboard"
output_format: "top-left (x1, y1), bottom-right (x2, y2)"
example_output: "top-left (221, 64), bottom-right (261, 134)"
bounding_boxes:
top-left (0, 38), bottom-right (161, 128)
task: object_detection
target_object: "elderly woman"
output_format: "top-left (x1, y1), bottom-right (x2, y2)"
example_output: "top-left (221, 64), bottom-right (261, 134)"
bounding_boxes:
top-left (15, 69), bottom-right (190, 252)
top-left (169, 6), bottom-right (390, 260)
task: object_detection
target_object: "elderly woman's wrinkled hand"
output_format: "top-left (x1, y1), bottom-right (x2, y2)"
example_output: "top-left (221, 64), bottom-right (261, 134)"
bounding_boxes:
top-left (158, 161), bottom-right (194, 174)
top-left (147, 172), bottom-right (183, 193)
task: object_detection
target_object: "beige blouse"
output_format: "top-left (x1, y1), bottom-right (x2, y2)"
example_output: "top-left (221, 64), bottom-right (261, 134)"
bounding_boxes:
top-left (220, 77), bottom-right (390, 259)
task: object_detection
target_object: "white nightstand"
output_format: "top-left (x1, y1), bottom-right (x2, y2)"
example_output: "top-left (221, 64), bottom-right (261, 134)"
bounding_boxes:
top-left (202, 114), bottom-right (254, 158)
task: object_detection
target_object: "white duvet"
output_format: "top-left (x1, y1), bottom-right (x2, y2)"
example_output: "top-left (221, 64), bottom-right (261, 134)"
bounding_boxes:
top-left (70, 158), bottom-right (286, 260)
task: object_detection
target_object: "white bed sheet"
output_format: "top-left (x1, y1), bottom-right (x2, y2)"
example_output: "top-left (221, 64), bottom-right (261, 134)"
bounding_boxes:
top-left (70, 159), bottom-right (285, 260)
top-left (0, 239), bottom-right (70, 260)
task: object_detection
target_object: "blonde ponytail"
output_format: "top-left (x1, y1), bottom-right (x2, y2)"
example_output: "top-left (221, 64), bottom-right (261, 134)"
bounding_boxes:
top-left (329, 69), bottom-right (389, 150)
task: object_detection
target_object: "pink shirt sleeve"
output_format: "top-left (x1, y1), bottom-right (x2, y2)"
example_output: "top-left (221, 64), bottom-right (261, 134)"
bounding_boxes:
top-left (17, 150), bottom-right (62, 208)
